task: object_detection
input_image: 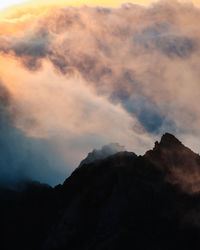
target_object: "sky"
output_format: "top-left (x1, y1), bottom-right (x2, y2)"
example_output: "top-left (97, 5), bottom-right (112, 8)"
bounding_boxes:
top-left (0, 1), bottom-right (28, 11)
top-left (0, 0), bottom-right (200, 14)
top-left (0, 0), bottom-right (200, 187)
top-left (0, 0), bottom-right (156, 11)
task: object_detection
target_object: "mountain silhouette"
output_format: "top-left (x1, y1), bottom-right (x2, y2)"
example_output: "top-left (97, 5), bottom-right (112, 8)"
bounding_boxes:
top-left (145, 133), bottom-right (200, 193)
top-left (1, 133), bottom-right (200, 250)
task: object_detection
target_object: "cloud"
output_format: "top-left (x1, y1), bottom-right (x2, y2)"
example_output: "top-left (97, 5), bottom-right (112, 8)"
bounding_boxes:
top-left (0, 60), bottom-right (153, 186)
top-left (79, 143), bottom-right (126, 167)
top-left (0, 1), bottom-right (200, 185)
top-left (134, 23), bottom-right (196, 58)
top-left (0, 82), bottom-right (68, 187)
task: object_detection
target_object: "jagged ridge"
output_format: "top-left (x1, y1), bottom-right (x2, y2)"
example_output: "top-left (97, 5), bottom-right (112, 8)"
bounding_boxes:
top-left (145, 133), bottom-right (200, 193)
top-left (1, 133), bottom-right (200, 250)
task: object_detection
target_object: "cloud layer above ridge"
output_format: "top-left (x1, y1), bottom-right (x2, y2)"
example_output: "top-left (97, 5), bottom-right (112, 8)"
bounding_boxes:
top-left (0, 0), bottom-right (200, 185)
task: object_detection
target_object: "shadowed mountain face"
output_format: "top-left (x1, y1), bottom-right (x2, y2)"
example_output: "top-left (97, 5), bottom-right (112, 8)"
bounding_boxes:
top-left (145, 133), bottom-right (200, 193)
top-left (2, 134), bottom-right (200, 250)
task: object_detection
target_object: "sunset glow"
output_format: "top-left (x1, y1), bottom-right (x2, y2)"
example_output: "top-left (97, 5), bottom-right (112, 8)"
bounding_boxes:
top-left (1, 1), bottom-right (200, 248)
top-left (0, 0), bottom-right (199, 27)
top-left (0, 0), bottom-right (200, 186)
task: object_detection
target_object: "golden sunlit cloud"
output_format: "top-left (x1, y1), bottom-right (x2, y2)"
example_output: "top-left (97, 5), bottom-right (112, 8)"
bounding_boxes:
top-left (0, 0), bottom-right (150, 21)
top-left (1, 0), bottom-right (200, 13)
top-left (0, 0), bottom-right (199, 25)
top-left (0, 0), bottom-right (200, 185)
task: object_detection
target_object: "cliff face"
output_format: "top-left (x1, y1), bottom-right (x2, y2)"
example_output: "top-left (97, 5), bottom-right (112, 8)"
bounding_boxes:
top-left (2, 134), bottom-right (200, 250)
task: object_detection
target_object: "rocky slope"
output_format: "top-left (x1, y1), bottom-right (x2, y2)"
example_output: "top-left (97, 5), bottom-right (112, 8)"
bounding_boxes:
top-left (1, 133), bottom-right (200, 250)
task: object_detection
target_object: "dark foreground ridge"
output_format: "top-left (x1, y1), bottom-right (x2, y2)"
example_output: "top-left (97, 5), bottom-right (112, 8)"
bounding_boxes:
top-left (1, 133), bottom-right (200, 250)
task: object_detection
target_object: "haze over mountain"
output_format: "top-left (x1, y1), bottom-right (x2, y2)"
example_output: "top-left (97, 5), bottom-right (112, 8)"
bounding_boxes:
top-left (0, 1), bottom-right (200, 249)
top-left (79, 143), bottom-right (126, 167)
top-left (0, 1), bottom-right (200, 185)
top-left (1, 133), bottom-right (200, 250)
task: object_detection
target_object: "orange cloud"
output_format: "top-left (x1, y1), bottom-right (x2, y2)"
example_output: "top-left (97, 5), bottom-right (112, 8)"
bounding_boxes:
top-left (0, 0), bottom-right (199, 35)
top-left (0, 0), bottom-right (200, 171)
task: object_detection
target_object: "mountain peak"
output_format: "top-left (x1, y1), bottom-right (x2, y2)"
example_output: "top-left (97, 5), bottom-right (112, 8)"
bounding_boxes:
top-left (2, 133), bottom-right (200, 250)
top-left (153, 133), bottom-right (182, 151)
top-left (145, 133), bottom-right (200, 194)
top-left (159, 133), bottom-right (182, 147)
top-left (79, 143), bottom-right (126, 167)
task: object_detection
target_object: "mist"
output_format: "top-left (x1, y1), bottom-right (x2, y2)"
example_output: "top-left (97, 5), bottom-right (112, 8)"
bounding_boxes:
top-left (0, 0), bottom-right (200, 186)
